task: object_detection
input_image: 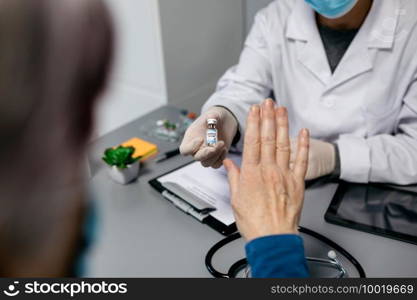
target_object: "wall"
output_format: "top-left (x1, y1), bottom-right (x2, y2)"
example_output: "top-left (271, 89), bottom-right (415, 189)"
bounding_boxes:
top-left (96, 0), bottom-right (167, 137)
top-left (158, 0), bottom-right (244, 110)
top-left (95, 0), bottom-right (245, 137)
top-left (245, 0), bottom-right (274, 33)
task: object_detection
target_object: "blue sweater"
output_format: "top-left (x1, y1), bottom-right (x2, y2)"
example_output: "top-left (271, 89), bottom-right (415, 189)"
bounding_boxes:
top-left (245, 234), bottom-right (309, 278)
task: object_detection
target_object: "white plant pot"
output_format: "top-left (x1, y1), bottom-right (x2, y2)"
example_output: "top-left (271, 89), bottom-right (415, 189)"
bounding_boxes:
top-left (107, 161), bottom-right (140, 185)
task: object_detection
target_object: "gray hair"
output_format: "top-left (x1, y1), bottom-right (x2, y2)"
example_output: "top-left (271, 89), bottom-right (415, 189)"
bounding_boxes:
top-left (0, 0), bottom-right (114, 275)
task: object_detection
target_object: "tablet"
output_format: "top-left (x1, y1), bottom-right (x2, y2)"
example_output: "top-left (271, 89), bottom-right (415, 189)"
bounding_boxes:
top-left (325, 182), bottom-right (417, 245)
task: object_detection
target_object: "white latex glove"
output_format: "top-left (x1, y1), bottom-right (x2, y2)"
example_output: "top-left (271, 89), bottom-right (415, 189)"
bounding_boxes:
top-left (290, 138), bottom-right (336, 180)
top-left (180, 106), bottom-right (238, 169)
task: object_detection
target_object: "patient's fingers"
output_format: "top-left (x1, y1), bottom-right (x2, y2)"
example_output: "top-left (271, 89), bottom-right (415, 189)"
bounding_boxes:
top-left (276, 107), bottom-right (290, 171)
top-left (293, 129), bottom-right (310, 181)
top-left (242, 105), bottom-right (261, 165)
top-left (223, 159), bottom-right (240, 199)
top-left (260, 99), bottom-right (277, 164)
top-left (289, 139), bottom-right (297, 163)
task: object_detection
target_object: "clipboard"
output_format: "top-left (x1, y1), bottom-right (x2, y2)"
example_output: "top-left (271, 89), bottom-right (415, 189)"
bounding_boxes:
top-left (149, 159), bottom-right (239, 236)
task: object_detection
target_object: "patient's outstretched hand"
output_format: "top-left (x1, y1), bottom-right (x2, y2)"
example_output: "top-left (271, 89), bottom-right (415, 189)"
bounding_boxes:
top-left (224, 99), bottom-right (310, 241)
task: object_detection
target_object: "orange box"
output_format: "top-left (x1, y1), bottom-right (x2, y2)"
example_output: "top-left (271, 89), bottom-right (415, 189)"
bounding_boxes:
top-left (120, 137), bottom-right (158, 161)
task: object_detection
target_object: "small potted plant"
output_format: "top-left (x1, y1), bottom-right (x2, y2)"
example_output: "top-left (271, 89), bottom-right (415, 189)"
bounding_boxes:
top-left (102, 146), bottom-right (141, 184)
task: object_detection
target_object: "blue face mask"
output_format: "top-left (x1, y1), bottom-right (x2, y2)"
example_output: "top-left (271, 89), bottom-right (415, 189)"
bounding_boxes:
top-left (304, 0), bottom-right (358, 19)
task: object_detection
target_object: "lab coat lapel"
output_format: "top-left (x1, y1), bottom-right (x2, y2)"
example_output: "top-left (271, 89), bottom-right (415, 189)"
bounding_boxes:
top-left (286, 0), bottom-right (332, 86)
top-left (325, 0), bottom-right (399, 93)
top-left (324, 28), bottom-right (374, 92)
top-left (287, 0), bottom-right (400, 92)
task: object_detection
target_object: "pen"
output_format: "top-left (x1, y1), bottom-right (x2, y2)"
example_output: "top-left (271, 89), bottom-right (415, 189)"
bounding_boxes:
top-left (155, 148), bottom-right (180, 163)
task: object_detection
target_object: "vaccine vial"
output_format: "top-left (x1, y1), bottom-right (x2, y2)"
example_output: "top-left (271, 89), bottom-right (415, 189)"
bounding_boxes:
top-left (206, 119), bottom-right (218, 147)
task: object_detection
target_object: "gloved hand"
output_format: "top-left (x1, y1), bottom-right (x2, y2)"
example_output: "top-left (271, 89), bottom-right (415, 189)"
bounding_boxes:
top-left (180, 106), bottom-right (238, 169)
top-left (290, 138), bottom-right (336, 180)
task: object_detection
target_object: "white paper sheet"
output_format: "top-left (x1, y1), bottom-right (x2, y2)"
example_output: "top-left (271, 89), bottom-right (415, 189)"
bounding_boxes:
top-left (158, 154), bottom-right (241, 226)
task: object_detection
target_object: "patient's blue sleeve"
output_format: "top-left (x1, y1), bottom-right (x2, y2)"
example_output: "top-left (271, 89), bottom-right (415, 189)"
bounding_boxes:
top-left (245, 234), bottom-right (309, 278)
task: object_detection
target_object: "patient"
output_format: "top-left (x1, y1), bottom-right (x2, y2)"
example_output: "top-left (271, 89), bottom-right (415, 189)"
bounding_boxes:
top-left (0, 0), bottom-right (309, 279)
top-left (224, 99), bottom-right (310, 278)
top-left (0, 0), bottom-right (113, 276)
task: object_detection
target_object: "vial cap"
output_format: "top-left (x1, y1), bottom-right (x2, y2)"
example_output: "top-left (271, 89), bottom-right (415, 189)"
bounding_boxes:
top-left (207, 119), bottom-right (217, 125)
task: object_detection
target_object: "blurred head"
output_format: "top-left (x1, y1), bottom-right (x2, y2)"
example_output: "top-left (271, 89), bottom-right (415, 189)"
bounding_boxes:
top-left (0, 0), bottom-right (113, 276)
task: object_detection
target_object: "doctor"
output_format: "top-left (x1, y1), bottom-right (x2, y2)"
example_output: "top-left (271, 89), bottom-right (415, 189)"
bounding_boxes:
top-left (181, 0), bottom-right (417, 185)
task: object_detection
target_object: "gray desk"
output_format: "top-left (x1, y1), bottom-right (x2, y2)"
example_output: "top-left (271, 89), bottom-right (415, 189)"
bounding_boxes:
top-left (86, 106), bottom-right (417, 277)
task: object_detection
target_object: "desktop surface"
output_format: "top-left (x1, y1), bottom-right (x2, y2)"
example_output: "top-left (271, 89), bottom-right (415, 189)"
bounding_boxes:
top-left (86, 105), bottom-right (417, 277)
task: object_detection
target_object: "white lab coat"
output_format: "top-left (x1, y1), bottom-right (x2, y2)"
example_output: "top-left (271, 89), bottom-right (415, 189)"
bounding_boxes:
top-left (202, 0), bottom-right (417, 184)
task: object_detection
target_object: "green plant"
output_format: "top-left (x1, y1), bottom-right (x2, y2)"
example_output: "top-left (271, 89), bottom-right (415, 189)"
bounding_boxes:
top-left (102, 146), bottom-right (140, 169)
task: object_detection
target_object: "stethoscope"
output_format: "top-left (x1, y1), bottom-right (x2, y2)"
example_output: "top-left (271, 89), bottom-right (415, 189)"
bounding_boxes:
top-left (205, 226), bottom-right (366, 278)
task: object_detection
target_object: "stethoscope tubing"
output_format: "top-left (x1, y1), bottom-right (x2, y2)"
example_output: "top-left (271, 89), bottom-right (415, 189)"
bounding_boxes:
top-left (205, 226), bottom-right (366, 278)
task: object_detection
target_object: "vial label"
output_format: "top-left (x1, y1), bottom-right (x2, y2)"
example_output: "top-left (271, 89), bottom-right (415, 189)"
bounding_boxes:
top-left (206, 129), bottom-right (218, 147)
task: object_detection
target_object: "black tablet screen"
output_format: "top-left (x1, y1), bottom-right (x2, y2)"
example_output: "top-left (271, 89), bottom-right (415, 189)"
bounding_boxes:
top-left (326, 183), bottom-right (417, 244)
